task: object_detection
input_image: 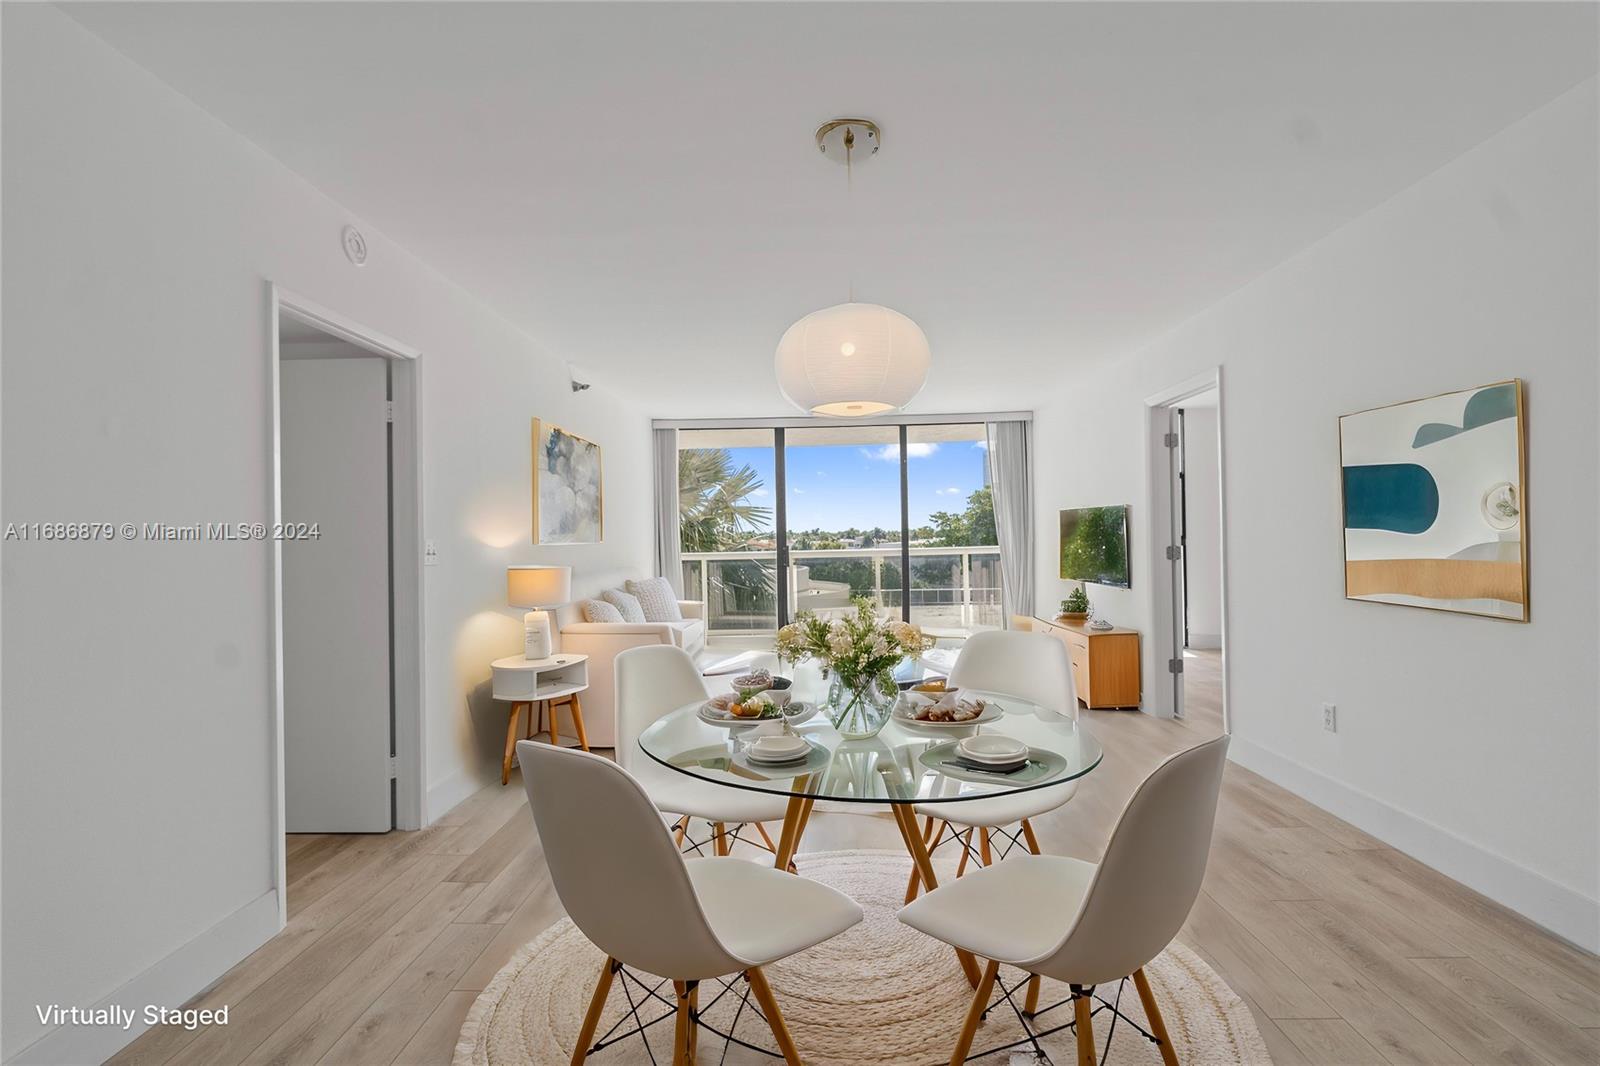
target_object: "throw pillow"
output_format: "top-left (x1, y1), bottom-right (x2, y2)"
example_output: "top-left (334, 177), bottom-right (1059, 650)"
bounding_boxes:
top-left (627, 577), bottom-right (683, 622)
top-left (580, 599), bottom-right (624, 624)
top-left (601, 587), bottom-right (647, 623)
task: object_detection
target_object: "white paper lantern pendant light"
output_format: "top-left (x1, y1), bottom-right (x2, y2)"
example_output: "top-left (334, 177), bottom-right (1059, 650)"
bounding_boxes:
top-left (775, 119), bottom-right (930, 417)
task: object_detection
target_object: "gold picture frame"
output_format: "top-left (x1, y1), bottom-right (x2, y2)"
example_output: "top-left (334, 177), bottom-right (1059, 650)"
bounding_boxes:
top-left (532, 418), bottom-right (604, 545)
top-left (1338, 379), bottom-right (1527, 621)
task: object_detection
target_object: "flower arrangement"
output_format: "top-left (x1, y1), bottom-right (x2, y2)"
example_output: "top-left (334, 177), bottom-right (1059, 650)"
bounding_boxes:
top-left (777, 598), bottom-right (934, 736)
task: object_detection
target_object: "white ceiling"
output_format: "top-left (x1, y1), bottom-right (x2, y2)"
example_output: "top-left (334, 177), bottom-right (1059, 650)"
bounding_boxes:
top-left (69, 2), bottom-right (1597, 416)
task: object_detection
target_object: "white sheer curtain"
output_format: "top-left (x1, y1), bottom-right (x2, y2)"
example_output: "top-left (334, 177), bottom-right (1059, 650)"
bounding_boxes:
top-left (653, 427), bottom-right (682, 595)
top-left (985, 420), bottom-right (1035, 624)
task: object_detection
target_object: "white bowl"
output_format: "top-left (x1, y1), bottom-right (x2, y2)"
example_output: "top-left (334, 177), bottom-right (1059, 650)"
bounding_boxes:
top-left (957, 734), bottom-right (1028, 765)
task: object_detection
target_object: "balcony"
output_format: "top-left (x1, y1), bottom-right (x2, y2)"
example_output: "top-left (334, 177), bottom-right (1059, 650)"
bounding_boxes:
top-left (681, 545), bottom-right (1003, 647)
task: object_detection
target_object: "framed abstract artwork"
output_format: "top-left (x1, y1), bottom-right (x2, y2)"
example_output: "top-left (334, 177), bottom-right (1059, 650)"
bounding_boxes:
top-left (532, 419), bottom-right (604, 544)
top-left (1339, 380), bottom-right (1526, 621)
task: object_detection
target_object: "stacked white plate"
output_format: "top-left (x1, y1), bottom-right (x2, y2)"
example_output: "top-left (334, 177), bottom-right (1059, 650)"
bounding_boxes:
top-left (744, 733), bottom-right (812, 765)
top-left (954, 734), bottom-right (1029, 773)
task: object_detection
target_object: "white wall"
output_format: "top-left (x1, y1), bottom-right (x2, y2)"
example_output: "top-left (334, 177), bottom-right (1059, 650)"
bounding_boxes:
top-left (1035, 81), bottom-right (1599, 950)
top-left (1180, 406), bottom-right (1224, 648)
top-left (0, 8), bottom-right (652, 1061)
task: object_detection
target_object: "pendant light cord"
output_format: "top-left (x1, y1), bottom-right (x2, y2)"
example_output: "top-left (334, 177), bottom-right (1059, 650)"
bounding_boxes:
top-left (845, 127), bottom-right (856, 304)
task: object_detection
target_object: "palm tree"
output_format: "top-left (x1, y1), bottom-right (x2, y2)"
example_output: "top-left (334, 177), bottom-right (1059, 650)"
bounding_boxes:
top-left (678, 449), bottom-right (772, 552)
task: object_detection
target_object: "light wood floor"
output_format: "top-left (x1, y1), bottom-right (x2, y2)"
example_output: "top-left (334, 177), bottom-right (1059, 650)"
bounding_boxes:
top-left (111, 649), bottom-right (1598, 1065)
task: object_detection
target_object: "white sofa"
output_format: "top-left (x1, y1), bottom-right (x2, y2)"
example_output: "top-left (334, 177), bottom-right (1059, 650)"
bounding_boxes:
top-left (554, 598), bottom-right (706, 748)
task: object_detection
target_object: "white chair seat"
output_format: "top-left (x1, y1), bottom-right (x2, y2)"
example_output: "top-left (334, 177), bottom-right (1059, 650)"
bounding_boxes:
top-left (912, 781), bottom-right (1078, 829)
top-left (687, 858), bottom-right (863, 967)
top-left (899, 853), bottom-right (1096, 965)
top-left (641, 765), bottom-right (792, 824)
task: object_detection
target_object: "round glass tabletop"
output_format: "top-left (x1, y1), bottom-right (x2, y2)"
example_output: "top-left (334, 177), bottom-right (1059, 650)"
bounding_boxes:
top-left (636, 662), bottom-right (1102, 805)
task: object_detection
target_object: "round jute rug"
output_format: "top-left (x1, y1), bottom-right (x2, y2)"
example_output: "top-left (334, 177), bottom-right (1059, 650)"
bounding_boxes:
top-left (455, 850), bottom-right (1271, 1065)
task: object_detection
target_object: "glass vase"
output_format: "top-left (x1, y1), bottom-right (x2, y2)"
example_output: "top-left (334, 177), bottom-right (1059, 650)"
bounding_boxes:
top-left (826, 675), bottom-right (895, 739)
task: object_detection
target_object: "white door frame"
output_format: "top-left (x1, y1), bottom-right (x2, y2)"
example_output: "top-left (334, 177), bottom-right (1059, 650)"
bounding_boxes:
top-left (1142, 367), bottom-right (1232, 732)
top-left (268, 283), bottom-right (426, 921)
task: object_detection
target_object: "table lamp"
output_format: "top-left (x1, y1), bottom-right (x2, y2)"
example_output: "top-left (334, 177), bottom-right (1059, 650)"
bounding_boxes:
top-left (507, 565), bottom-right (572, 660)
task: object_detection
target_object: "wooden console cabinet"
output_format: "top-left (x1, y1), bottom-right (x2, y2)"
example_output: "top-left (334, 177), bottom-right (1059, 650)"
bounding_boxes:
top-left (1021, 615), bottom-right (1142, 710)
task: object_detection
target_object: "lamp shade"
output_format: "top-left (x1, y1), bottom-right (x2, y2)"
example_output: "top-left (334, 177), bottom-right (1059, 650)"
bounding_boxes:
top-left (506, 565), bottom-right (572, 608)
top-left (775, 302), bottom-right (930, 417)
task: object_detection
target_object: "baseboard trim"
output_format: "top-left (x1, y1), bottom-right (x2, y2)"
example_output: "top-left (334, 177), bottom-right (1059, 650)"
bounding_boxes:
top-left (427, 767), bottom-right (483, 823)
top-left (6, 889), bottom-right (281, 1065)
top-left (1228, 737), bottom-right (1599, 953)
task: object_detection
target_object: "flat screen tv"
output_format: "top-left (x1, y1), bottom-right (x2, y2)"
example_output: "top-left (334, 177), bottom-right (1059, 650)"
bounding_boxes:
top-left (1060, 505), bottom-right (1131, 588)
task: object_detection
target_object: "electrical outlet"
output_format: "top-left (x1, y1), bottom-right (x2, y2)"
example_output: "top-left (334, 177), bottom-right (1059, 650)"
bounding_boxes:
top-left (1322, 703), bottom-right (1338, 733)
top-left (424, 540), bottom-right (439, 567)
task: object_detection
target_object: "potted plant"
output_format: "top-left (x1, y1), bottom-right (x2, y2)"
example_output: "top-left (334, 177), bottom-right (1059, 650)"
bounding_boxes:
top-left (777, 598), bottom-right (934, 739)
top-left (1059, 587), bottom-right (1090, 621)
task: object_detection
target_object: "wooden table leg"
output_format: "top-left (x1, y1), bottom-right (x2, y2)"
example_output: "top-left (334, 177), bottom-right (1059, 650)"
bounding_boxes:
top-left (502, 702), bottom-right (524, 785)
top-left (771, 783), bottom-right (815, 872)
top-left (548, 697), bottom-right (561, 747)
top-left (890, 803), bottom-right (983, 987)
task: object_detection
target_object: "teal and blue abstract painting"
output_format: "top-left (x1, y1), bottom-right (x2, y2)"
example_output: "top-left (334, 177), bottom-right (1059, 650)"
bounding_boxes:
top-left (1339, 381), bottom-right (1526, 621)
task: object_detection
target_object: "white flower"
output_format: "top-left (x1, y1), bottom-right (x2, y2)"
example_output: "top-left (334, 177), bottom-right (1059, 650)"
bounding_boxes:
top-left (871, 634), bottom-right (890, 656)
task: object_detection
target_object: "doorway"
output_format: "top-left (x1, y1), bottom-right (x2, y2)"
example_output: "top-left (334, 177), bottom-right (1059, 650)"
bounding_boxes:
top-left (1176, 392), bottom-right (1224, 732)
top-left (1143, 370), bottom-right (1230, 728)
top-left (270, 288), bottom-right (424, 917)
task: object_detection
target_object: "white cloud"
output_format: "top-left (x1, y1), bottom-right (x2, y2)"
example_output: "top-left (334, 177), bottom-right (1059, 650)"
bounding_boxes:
top-left (972, 440), bottom-right (989, 450)
top-left (936, 487), bottom-right (962, 496)
top-left (750, 488), bottom-right (770, 497)
top-left (864, 442), bottom-right (939, 462)
top-left (793, 488), bottom-right (806, 494)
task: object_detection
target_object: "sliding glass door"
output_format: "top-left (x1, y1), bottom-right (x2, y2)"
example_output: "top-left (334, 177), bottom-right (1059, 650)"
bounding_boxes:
top-left (784, 425), bottom-right (905, 622)
top-left (677, 422), bottom-right (1002, 646)
top-left (677, 428), bottom-right (778, 634)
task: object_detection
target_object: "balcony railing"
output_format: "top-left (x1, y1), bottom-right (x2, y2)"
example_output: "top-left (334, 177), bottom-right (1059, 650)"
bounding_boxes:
top-left (681, 545), bottom-right (1004, 639)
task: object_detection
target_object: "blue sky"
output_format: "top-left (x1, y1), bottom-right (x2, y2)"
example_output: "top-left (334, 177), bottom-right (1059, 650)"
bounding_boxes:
top-left (723, 440), bottom-right (989, 532)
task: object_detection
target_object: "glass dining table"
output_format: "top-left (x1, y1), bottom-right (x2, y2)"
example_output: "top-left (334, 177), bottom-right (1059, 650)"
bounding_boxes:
top-left (637, 660), bottom-right (1103, 987)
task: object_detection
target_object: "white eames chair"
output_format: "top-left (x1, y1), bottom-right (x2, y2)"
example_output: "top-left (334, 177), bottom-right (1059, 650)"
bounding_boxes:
top-left (518, 741), bottom-right (863, 1065)
top-left (900, 735), bottom-right (1231, 1065)
top-left (905, 630), bottom-right (1081, 902)
top-left (616, 644), bottom-right (792, 859)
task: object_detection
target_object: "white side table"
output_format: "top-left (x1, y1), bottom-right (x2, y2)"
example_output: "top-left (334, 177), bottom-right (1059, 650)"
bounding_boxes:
top-left (491, 653), bottom-right (591, 784)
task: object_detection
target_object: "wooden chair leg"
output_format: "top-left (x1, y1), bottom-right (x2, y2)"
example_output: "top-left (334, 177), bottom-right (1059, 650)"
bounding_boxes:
top-left (1024, 973), bottom-right (1042, 1016)
top-left (955, 830), bottom-right (973, 877)
top-left (1133, 968), bottom-right (1179, 1066)
top-left (672, 981), bottom-right (691, 1066)
top-left (1073, 985), bottom-right (1097, 1066)
top-left (754, 821), bottom-right (778, 853)
top-left (746, 967), bottom-right (801, 1066)
top-left (570, 957), bottom-right (616, 1065)
top-left (502, 703), bottom-right (524, 785)
top-left (1021, 817), bottom-right (1042, 854)
top-left (712, 822), bottom-right (729, 856)
top-left (949, 958), bottom-right (1001, 1065)
top-left (686, 982), bottom-right (700, 1065)
top-left (569, 692), bottom-right (591, 752)
top-left (979, 827), bottom-right (994, 866)
top-left (673, 816), bottom-right (689, 849)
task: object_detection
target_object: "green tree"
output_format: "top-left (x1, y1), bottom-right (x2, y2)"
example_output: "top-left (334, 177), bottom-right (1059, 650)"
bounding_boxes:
top-left (928, 486), bottom-right (998, 547)
top-left (678, 449), bottom-right (771, 552)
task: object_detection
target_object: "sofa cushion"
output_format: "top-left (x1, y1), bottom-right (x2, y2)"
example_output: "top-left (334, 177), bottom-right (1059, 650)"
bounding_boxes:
top-left (601, 587), bottom-right (647, 623)
top-left (580, 598), bottom-right (625, 624)
top-left (627, 577), bottom-right (683, 622)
